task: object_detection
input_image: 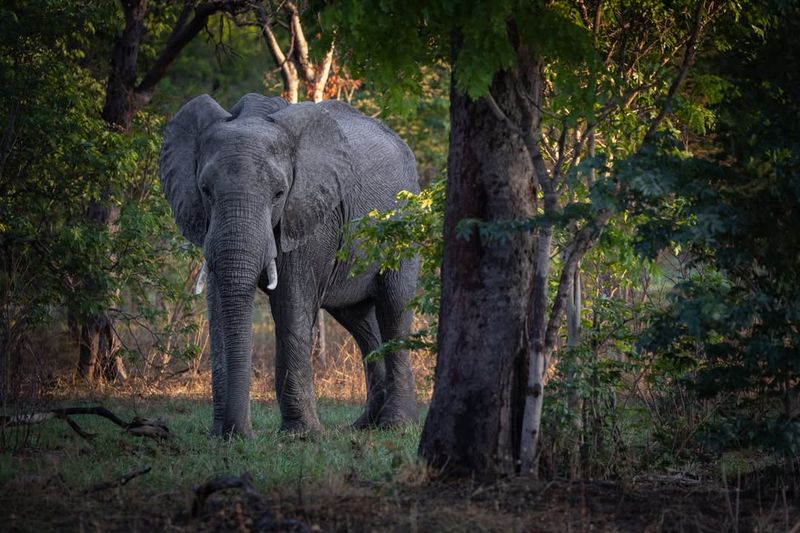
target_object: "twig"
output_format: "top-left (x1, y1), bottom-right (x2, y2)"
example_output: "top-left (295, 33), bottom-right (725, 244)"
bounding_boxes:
top-left (84, 466), bottom-right (151, 494)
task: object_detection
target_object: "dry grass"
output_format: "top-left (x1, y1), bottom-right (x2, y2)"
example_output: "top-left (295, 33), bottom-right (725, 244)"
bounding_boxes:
top-left (11, 310), bottom-right (434, 408)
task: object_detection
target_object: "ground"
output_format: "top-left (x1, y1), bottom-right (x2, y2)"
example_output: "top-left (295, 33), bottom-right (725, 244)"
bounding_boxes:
top-left (1, 397), bottom-right (797, 532)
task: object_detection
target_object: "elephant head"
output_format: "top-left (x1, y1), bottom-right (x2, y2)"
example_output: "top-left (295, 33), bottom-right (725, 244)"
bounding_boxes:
top-left (160, 93), bottom-right (355, 434)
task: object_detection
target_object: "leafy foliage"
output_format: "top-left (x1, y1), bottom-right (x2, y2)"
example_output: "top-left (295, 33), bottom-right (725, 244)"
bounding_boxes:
top-left (340, 180), bottom-right (445, 359)
top-left (637, 2), bottom-right (800, 459)
top-left (0, 1), bottom-right (206, 390)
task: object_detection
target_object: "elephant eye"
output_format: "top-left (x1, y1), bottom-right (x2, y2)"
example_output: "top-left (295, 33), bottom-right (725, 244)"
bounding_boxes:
top-left (274, 190), bottom-right (284, 200)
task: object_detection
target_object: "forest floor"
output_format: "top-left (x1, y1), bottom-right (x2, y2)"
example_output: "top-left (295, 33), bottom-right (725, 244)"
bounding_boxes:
top-left (1, 395), bottom-right (798, 532)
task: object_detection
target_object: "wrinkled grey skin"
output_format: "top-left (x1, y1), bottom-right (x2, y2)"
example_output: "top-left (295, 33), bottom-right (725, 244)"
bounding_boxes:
top-left (160, 93), bottom-right (419, 436)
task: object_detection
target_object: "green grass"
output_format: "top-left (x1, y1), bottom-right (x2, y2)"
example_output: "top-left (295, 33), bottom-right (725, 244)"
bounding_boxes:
top-left (0, 399), bottom-right (425, 494)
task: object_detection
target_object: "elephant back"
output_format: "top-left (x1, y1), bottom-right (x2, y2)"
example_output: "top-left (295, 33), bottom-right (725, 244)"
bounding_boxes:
top-left (320, 100), bottom-right (420, 215)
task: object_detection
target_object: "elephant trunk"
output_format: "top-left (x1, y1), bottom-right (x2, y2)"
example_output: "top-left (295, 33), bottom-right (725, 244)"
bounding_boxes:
top-left (206, 195), bottom-right (275, 436)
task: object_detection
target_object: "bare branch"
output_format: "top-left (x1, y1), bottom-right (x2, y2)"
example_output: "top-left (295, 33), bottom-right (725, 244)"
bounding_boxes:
top-left (258, 6), bottom-right (286, 66)
top-left (84, 466), bottom-right (151, 494)
top-left (285, 1), bottom-right (315, 81)
top-left (257, 3), bottom-right (299, 102)
top-left (644, 0), bottom-right (705, 142)
top-left (484, 92), bottom-right (524, 138)
top-left (1, 406), bottom-right (171, 440)
top-left (311, 44), bottom-right (335, 102)
top-left (543, 209), bottom-right (612, 352)
top-left (552, 119), bottom-right (569, 182)
top-left (135, 2), bottom-right (240, 105)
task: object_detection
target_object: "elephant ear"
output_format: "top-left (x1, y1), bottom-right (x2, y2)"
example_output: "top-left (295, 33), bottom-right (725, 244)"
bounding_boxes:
top-left (160, 94), bottom-right (230, 246)
top-left (230, 93), bottom-right (288, 119)
top-left (270, 102), bottom-right (356, 252)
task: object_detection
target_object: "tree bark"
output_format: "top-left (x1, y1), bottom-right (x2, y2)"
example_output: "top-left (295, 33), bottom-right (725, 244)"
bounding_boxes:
top-left (519, 224), bottom-right (552, 476)
top-left (259, 2), bottom-right (335, 104)
top-left (418, 33), bottom-right (536, 479)
top-left (566, 262), bottom-right (583, 480)
top-left (79, 0), bottom-right (241, 382)
top-left (79, 0), bottom-right (147, 382)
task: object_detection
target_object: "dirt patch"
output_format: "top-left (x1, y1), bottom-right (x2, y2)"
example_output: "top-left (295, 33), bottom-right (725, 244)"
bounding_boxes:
top-left (2, 474), bottom-right (796, 532)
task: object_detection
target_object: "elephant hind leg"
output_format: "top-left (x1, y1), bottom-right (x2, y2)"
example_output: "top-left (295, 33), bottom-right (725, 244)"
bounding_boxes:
top-left (327, 301), bottom-right (387, 429)
top-left (373, 258), bottom-right (420, 428)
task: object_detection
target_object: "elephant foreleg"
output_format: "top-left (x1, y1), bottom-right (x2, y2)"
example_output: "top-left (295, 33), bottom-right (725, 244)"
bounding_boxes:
top-left (271, 293), bottom-right (322, 434)
top-left (207, 271), bottom-right (227, 436)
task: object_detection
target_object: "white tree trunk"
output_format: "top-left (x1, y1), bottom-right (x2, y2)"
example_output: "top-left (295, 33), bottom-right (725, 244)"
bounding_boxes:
top-left (520, 226), bottom-right (553, 476)
top-left (566, 263), bottom-right (582, 479)
top-left (311, 47), bottom-right (334, 103)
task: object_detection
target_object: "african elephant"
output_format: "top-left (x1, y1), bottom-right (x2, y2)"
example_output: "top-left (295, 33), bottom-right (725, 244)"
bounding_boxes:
top-left (160, 93), bottom-right (419, 436)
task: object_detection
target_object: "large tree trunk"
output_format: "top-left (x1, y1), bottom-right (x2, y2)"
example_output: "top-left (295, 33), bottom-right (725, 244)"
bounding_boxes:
top-left (418, 35), bottom-right (536, 479)
top-left (78, 0), bottom-right (234, 382)
top-left (78, 0), bottom-right (147, 382)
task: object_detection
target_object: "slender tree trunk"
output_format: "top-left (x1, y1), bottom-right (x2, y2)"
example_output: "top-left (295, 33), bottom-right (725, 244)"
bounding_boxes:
top-left (519, 226), bottom-right (553, 475)
top-left (566, 263), bottom-right (582, 479)
top-left (418, 34), bottom-right (536, 479)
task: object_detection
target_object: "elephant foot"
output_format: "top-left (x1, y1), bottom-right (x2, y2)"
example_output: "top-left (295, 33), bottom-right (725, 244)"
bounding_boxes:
top-left (224, 427), bottom-right (255, 439)
top-left (209, 420), bottom-right (224, 438)
top-left (353, 396), bottom-right (418, 430)
top-left (376, 394), bottom-right (419, 429)
top-left (279, 417), bottom-right (322, 435)
top-left (220, 420), bottom-right (254, 438)
top-left (376, 411), bottom-right (418, 429)
top-left (352, 409), bottom-right (379, 430)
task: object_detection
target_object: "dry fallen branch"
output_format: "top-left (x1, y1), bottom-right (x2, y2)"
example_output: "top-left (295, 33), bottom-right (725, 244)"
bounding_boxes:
top-left (192, 473), bottom-right (260, 516)
top-left (0, 406), bottom-right (171, 440)
top-left (84, 466), bottom-right (152, 494)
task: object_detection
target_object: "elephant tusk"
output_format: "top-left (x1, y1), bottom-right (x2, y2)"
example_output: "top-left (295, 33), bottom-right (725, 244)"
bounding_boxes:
top-left (194, 261), bottom-right (208, 295)
top-left (267, 259), bottom-right (278, 290)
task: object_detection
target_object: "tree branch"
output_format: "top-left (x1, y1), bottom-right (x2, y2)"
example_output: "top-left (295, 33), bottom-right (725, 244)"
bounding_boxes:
top-left (258, 6), bottom-right (287, 67)
top-left (285, 1), bottom-right (315, 82)
top-left (543, 209), bottom-right (612, 352)
top-left (643, 0), bottom-right (705, 142)
top-left (312, 43), bottom-right (335, 102)
top-left (135, 2), bottom-right (241, 105)
top-left (84, 466), bottom-right (151, 494)
top-left (485, 91), bottom-right (550, 196)
top-left (1, 406), bottom-right (171, 440)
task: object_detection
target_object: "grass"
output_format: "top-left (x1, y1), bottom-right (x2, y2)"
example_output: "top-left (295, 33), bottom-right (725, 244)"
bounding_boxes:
top-left (1, 394), bottom-right (797, 531)
top-left (0, 399), bottom-right (425, 494)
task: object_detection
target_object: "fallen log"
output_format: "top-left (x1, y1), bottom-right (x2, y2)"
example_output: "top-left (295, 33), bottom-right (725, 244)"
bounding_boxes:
top-left (0, 406), bottom-right (170, 440)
